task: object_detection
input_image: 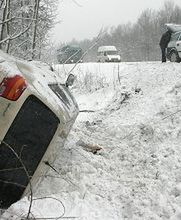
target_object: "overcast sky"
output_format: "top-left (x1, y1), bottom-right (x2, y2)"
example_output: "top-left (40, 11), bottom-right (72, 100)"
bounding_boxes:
top-left (51, 0), bottom-right (181, 44)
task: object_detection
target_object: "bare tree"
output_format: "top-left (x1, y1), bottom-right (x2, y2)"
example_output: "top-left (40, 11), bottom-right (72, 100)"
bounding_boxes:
top-left (31, 0), bottom-right (40, 59)
top-left (0, 0), bottom-right (58, 61)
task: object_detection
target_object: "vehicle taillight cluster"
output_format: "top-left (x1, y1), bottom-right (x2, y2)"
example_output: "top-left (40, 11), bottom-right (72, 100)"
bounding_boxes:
top-left (0, 75), bottom-right (27, 101)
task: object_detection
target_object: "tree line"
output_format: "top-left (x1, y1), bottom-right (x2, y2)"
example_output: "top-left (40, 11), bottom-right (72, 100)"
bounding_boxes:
top-left (0, 0), bottom-right (58, 60)
top-left (65, 1), bottom-right (181, 62)
top-left (1, 0), bottom-right (181, 63)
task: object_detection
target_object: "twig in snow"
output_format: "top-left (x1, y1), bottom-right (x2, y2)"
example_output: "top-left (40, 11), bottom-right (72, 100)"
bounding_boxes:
top-left (162, 109), bottom-right (181, 120)
top-left (79, 109), bottom-right (95, 113)
top-left (1, 141), bottom-right (33, 220)
top-left (43, 161), bottom-right (79, 189)
top-left (117, 64), bottom-right (121, 85)
top-left (31, 196), bottom-right (65, 220)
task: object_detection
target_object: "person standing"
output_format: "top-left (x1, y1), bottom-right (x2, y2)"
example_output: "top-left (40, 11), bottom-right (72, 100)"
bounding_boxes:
top-left (159, 30), bottom-right (172, 62)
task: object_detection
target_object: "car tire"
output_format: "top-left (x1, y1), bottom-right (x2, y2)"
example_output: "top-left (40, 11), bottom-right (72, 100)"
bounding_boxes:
top-left (170, 51), bottom-right (181, 63)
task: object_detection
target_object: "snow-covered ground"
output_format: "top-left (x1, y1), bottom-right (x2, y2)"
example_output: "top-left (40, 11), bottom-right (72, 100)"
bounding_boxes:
top-left (3, 61), bottom-right (181, 220)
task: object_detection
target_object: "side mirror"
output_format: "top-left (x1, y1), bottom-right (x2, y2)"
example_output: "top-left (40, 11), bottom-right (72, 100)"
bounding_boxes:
top-left (65, 73), bottom-right (75, 87)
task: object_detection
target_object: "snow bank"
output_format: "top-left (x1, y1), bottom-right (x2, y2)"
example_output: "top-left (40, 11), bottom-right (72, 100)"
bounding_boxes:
top-left (3, 61), bottom-right (181, 220)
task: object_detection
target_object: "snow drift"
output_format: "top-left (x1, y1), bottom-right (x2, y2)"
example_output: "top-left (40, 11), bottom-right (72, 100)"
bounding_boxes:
top-left (2, 61), bottom-right (181, 220)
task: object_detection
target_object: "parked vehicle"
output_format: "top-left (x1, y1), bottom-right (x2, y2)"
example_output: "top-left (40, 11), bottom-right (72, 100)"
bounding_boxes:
top-left (166, 23), bottom-right (181, 62)
top-left (0, 50), bottom-right (79, 209)
top-left (57, 45), bottom-right (83, 64)
top-left (97, 46), bottom-right (121, 62)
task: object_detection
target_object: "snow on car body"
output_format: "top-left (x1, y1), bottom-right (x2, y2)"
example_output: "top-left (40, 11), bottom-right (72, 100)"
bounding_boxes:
top-left (0, 50), bottom-right (79, 209)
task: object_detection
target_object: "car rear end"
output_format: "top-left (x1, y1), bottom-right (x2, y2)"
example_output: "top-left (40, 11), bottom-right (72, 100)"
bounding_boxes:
top-left (165, 23), bottom-right (181, 62)
top-left (0, 51), bottom-right (79, 209)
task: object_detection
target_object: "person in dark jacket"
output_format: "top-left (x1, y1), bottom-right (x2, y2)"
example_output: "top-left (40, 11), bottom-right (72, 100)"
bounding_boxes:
top-left (159, 30), bottom-right (172, 62)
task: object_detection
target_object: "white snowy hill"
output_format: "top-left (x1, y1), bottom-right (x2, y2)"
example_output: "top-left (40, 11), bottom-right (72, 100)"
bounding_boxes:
top-left (3, 61), bottom-right (181, 220)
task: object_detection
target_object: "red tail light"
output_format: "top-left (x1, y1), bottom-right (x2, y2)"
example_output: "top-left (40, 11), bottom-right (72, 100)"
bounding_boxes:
top-left (0, 75), bottom-right (27, 101)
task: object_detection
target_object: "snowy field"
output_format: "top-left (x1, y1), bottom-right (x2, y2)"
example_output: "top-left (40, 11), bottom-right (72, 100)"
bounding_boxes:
top-left (3, 61), bottom-right (181, 220)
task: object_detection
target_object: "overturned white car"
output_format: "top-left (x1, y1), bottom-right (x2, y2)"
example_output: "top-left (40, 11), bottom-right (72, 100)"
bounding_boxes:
top-left (0, 50), bottom-right (79, 209)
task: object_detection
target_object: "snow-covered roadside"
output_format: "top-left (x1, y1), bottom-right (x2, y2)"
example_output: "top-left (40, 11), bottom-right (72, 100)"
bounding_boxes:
top-left (3, 62), bottom-right (181, 220)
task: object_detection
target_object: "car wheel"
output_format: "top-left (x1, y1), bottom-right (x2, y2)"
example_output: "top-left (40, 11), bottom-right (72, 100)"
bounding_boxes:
top-left (170, 51), bottom-right (181, 63)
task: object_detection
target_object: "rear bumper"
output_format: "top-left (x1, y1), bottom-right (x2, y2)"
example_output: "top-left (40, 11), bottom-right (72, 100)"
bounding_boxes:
top-left (106, 59), bottom-right (121, 62)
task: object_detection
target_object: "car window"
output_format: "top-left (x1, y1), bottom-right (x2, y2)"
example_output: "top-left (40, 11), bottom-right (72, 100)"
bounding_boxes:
top-left (171, 32), bottom-right (180, 41)
top-left (178, 33), bottom-right (181, 41)
top-left (106, 51), bottom-right (117, 55)
top-left (48, 83), bottom-right (71, 109)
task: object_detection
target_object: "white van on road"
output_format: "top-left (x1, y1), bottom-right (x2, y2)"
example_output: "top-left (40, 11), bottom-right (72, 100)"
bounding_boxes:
top-left (97, 46), bottom-right (121, 62)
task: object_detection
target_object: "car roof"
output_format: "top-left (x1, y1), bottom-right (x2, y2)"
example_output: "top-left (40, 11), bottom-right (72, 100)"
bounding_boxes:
top-left (165, 23), bottom-right (181, 33)
top-left (98, 46), bottom-right (117, 52)
top-left (174, 31), bottom-right (181, 34)
top-left (171, 31), bottom-right (181, 36)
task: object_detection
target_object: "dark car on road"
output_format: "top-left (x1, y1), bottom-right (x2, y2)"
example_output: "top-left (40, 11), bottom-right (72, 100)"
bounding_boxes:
top-left (57, 45), bottom-right (83, 64)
